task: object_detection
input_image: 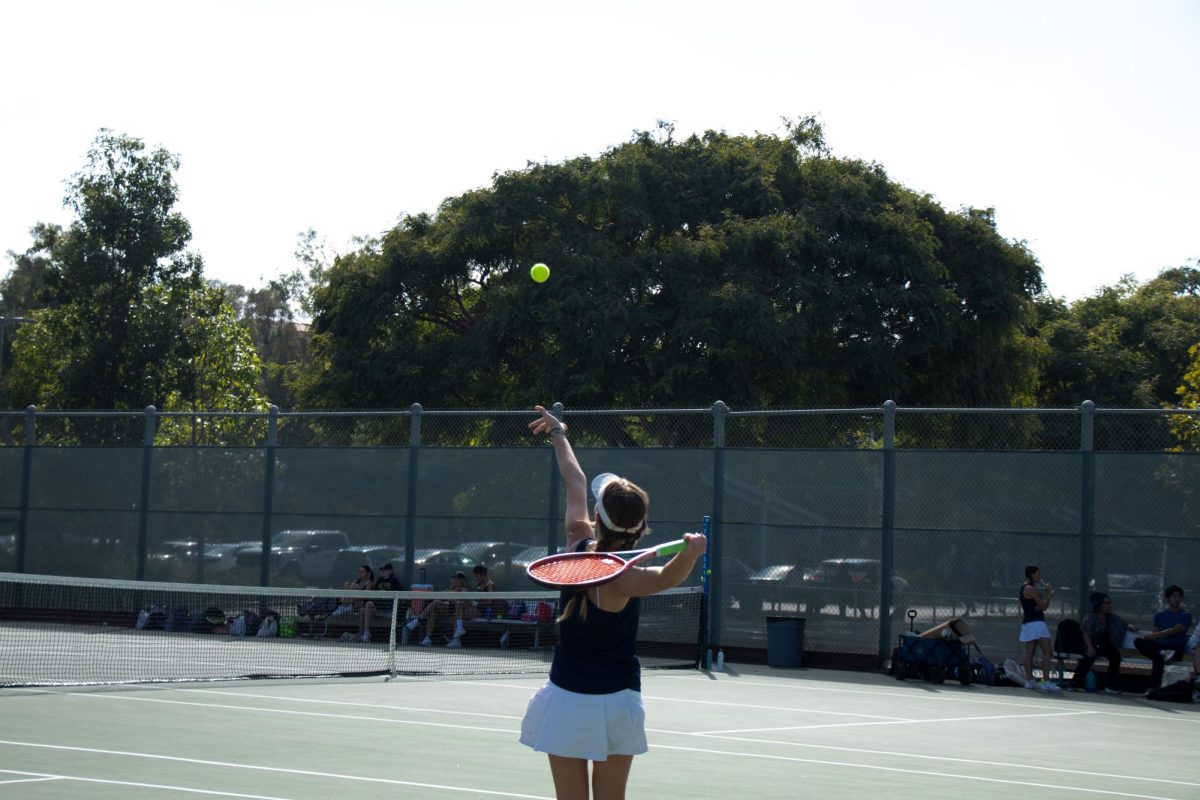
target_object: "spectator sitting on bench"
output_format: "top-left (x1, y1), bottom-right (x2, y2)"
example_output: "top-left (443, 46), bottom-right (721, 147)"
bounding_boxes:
top-left (405, 570), bottom-right (468, 646)
top-left (441, 564), bottom-right (501, 649)
top-left (1074, 592), bottom-right (1136, 694)
top-left (332, 564), bottom-right (374, 642)
top-left (359, 563), bottom-right (403, 643)
top-left (1133, 585), bottom-right (1192, 690)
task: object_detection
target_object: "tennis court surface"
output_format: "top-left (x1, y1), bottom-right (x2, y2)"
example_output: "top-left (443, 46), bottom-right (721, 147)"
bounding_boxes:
top-left (2, 665), bottom-right (1197, 799)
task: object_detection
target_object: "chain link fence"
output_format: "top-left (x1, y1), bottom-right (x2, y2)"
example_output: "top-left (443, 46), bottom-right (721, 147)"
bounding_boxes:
top-left (2, 402), bottom-right (1198, 668)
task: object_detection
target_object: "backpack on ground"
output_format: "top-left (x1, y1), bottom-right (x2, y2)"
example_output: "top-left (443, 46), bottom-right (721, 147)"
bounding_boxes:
top-left (1146, 679), bottom-right (1196, 703)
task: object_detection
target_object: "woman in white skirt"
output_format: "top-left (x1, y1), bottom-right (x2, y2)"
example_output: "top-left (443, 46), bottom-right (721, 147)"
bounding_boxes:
top-left (521, 405), bottom-right (707, 799)
top-left (1019, 565), bottom-right (1060, 691)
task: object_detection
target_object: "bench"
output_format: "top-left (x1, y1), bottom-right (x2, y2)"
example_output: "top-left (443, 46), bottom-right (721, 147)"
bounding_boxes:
top-left (1053, 619), bottom-right (1191, 688)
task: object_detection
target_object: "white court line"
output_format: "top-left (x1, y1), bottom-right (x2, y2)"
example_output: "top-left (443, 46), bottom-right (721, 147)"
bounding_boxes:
top-left (178, 689), bottom-right (523, 721)
top-left (665, 731), bottom-right (1200, 789)
top-left (649, 674), bottom-right (1200, 723)
top-left (181, 687), bottom-right (908, 723)
top-left (0, 769), bottom-right (291, 799)
top-left (694, 709), bottom-right (1095, 735)
top-left (66, 691), bottom-right (516, 734)
top-left (647, 743), bottom-right (1177, 800)
top-left (26, 688), bottom-right (1197, 793)
top-left (0, 773), bottom-right (63, 786)
top-left (0, 744), bottom-right (553, 800)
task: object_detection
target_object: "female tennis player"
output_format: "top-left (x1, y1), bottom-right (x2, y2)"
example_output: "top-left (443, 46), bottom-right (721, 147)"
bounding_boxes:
top-left (519, 404), bottom-right (706, 800)
top-left (1018, 565), bottom-right (1060, 692)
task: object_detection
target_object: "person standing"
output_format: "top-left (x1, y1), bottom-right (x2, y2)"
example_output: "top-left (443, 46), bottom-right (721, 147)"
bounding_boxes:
top-left (519, 405), bottom-right (706, 800)
top-left (1019, 565), bottom-right (1061, 692)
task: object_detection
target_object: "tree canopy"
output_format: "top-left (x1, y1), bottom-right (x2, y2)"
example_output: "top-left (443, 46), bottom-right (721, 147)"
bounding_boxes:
top-left (301, 122), bottom-right (1044, 410)
top-left (1035, 266), bottom-right (1200, 407)
top-left (2, 131), bottom-right (266, 414)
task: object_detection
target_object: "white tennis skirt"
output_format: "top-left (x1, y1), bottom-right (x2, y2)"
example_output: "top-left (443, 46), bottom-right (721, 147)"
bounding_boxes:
top-left (519, 682), bottom-right (647, 762)
top-left (1019, 620), bottom-right (1052, 642)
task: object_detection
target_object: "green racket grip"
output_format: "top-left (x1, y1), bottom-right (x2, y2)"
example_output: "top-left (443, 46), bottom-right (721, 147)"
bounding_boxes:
top-left (616, 538), bottom-right (689, 560)
top-left (651, 539), bottom-right (689, 557)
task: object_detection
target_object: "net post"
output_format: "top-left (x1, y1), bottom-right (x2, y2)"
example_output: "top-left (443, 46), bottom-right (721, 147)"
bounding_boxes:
top-left (386, 595), bottom-right (399, 679)
top-left (699, 515), bottom-right (711, 669)
top-left (136, 405), bottom-right (156, 582)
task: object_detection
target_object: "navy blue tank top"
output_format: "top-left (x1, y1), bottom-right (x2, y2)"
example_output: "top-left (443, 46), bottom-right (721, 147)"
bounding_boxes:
top-left (548, 539), bottom-right (642, 694)
top-left (1019, 584), bottom-right (1044, 624)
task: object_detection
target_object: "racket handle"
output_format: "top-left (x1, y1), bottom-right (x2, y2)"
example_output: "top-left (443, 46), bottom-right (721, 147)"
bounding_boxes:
top-left (649, 539), bottom-right (689, 557)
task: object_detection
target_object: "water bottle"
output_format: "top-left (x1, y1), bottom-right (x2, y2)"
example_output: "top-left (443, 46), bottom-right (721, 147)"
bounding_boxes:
top-left (419, 566), bottom-right (427, 584)
top-left (1084, 670), bottom-right (1096, 693)
top-left (716, 650), bottom-right (725, 672)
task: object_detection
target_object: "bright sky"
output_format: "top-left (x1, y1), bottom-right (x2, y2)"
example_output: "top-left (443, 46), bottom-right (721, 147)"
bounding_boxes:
top-left (1, 0), bottom-right (1196, 302)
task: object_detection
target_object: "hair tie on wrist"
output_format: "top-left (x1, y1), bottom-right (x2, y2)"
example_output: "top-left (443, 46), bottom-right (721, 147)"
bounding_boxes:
top-left (549, 428), bottom-right (566, 438)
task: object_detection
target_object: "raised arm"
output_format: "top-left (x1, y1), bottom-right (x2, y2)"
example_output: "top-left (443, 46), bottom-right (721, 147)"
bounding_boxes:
top-left (529, 405), bottom-right (592, 547)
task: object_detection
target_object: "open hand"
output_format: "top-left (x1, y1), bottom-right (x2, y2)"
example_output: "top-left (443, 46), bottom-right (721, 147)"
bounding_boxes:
top-left (528, 405), bottom-right (566, 437)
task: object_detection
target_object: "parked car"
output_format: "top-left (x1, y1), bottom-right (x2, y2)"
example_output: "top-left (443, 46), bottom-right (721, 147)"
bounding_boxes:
top-left (408, 548), bottom-right (477, 588)
top-left (454, 541), bottom-right (529, 569)
top-left (203, 542), bottom-right (252, 575)
top-left (742, 558), bottom-right (907, 618)
top-left (149, 540), bottom-right (202, 564)
top-left (328, 545), bottom-right (406, 586)
top-left (234, 529), bottom-right (351, 585)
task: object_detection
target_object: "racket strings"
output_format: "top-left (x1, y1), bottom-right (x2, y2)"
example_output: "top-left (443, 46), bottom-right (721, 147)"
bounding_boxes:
top-left (528, 554), bottom-right (625, 585)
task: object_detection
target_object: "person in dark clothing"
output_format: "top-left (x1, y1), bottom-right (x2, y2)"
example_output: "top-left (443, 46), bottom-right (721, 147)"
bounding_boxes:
top-left (519, 404), bottom-right (706, 800)
top-left (1133, 585), bottom-right (1192, 690)
top-left (1075, 592), bottom-right (1136, 694)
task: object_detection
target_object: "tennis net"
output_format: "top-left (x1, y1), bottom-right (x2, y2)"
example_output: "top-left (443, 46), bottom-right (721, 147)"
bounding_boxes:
top-left (0, 572), bottom-right (704, 686)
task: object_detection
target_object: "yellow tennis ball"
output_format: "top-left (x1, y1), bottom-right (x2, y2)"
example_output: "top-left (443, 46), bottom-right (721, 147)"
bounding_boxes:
top-left (530, 262), bottom-right (550, 283)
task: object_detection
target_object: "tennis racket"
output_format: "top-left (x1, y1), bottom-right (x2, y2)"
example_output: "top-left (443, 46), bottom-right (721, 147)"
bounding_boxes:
top-left (526, 539), bottom-right (689, 589)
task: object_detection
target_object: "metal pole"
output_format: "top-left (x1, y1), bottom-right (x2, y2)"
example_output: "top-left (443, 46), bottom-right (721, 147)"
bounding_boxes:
top-left (546, 402), bottom-right (564, 556)
top-left (136, 405), bottom-right (156, 581)
top-left (404, 404), bottom-right (421, 587)
top-left (878, 400), bottom-right (896, 667)
top-left (710, 400), bottom-right (727, 651)
top-left (1079, 401), bottom-right (1096, 620)
top-left (259, 405), bottom-right (278, 587)
top-left (15, 405), bottom-right (35, 573)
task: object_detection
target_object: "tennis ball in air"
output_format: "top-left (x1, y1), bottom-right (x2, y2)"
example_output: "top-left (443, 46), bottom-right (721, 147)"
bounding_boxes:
top-left (530, 262), bottom-right (550, 283)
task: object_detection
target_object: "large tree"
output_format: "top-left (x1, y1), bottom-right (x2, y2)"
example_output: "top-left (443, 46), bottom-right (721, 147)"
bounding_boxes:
top-left (3, 130), bottom-right (266, 414)
top-left (301, 122), bottom-right (1043, 415)
top-left (1035, 265), bottom-right (1200, 407)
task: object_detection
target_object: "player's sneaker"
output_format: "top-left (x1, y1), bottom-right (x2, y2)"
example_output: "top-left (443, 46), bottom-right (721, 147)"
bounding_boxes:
top-left (405, 618), bottom-right (421, 631)
top-left (419, 635), bottom-right (432, 647)
top-left (446, 637), bottom-right (462, 648)
top-left (1038, 681), bottom-right (1062, 693)
top-left (1102, 687), bottom-right (1121, 696)
top-left (499, 630), bottom-right (510, 648)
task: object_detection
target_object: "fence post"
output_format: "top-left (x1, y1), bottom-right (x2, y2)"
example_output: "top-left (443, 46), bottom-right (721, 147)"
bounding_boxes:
top-left (546, 403), bottom-right (564, 555)
top-left (15, 405), bottom-right (35, 573)
top-left (1078, 400), bottom-right (1096, 619)
top-left (710, 400), bottom-right (727, 650)
top-left (404, 403), bottom-right (421, 587)
top-left (878, 400), bottom-right (897, 666)
top-left (135, 406), bottom-right (157, 581)
top-left (259, 405), bottom-right (278, 587)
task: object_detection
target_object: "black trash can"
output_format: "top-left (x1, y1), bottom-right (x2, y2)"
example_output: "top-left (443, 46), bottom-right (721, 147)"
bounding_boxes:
top-left (766, 616), bottom-right (805, 668)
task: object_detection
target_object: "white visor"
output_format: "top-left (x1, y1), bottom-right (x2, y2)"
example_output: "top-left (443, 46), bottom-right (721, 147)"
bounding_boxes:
top-left (590, 472), bottom-right (640, 533)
